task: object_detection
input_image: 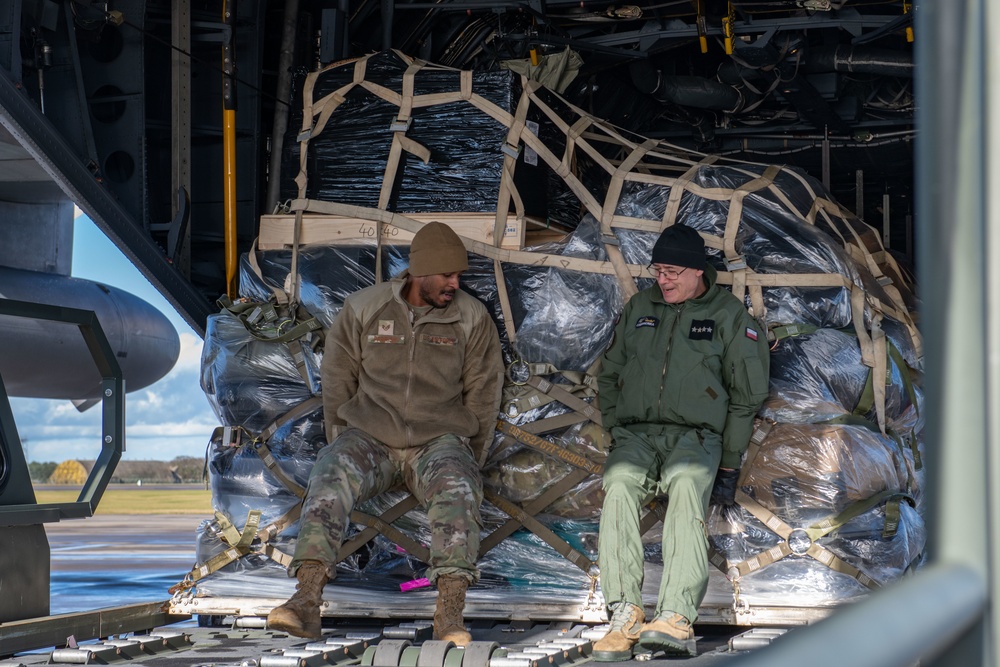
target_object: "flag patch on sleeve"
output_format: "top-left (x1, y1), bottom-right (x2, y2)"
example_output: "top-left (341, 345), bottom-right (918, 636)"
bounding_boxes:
top-left (746, 327), bottom-right (759, 341)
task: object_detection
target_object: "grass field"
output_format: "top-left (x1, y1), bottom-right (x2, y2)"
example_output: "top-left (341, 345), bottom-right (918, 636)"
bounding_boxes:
top-left (34, 488), bottom-right (213, 514)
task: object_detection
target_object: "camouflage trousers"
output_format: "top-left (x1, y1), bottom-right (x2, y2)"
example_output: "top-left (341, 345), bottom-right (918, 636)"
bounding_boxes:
top-left (291, 428), bottom-right (484, 583)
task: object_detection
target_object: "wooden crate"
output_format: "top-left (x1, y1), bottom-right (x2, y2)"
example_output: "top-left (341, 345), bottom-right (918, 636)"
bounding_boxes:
top-left (257, 212), bottom-right (528, 250)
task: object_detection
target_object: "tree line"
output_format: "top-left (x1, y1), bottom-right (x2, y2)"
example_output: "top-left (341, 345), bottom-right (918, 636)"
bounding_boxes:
top-left (28, 456), bottom-right (206, 484)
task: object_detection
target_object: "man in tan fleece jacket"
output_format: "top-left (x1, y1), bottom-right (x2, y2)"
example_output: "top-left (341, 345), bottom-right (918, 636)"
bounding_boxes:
top-left (267, 222), bottom-right (505, 644)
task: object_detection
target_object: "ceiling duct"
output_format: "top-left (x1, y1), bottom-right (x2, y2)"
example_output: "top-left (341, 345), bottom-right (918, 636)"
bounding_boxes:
top-left (800, 45), bottom-right (914, 77)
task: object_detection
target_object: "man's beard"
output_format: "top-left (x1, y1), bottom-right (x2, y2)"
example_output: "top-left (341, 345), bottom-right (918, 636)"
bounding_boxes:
top-left (420, 284), bottom-right (455, 309)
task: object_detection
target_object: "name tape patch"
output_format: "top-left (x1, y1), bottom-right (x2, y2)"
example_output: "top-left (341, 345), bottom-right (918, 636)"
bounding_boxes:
top-left (368, 334), bottom-right (405, 344)
top-left (420, 334), bottom-right (458, 346)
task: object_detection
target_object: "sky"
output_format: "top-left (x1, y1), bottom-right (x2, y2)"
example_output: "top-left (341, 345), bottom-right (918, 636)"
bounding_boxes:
top-left (9, 213), bottom-right (220, 463)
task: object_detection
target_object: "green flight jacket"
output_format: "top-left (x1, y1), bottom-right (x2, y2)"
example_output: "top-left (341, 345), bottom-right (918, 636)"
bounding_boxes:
top-left (598, 265), bottom-right (771, 468)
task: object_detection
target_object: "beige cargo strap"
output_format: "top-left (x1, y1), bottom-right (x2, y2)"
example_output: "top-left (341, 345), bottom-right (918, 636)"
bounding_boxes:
top-left (339, 494), bottom-right (421, 562)
top-left (600, 138), bottom-right (659, 300)
top-left (716, 490), bottom-right (893, 590)
top-left (493, 76), bottom-right (533, 246)
top-left (503, 362), bottom-right (600, 421)
top-left (179, 503), bottom-right (306, 587)
top-left (521, 411), bottom-right (590, 435)
top-left (251, 441), bottom-right (308, 500)
top-left (853, 338), bottom-right (919, 421)
top-left (496, 420), bottom-right (605, 476)
top-left (479, 467), bottom-right (590, 556)
top-left (483, 487), bottom-right (596, 574)
top-left (503, 380), bottom-right (580, 417)
top-left (494, 258), bottom-right (518, 348)
top-left (255, 396), bottom-right (323, 446)
top-left (736, 418), bottom-right (775, 487)
top-left (722, 166), bottom-right (780, 268)
top-left (251, 504), bottom-right (304, 568)
top-left (661, 161), bottom-right (710, 228)
top-left (211, 424), bottom-right (311, 501)
top-left (181, 510), bottom-right (262, 583)
top-left (377, 61), bottom-right (432, 211)
top-left (524, 376), bottom-right (601, 425)
top-left (638, 499), bottom-right (667, 536)
top-left (257, 504), bottom-right (304, 544)
top-left (349, 504), bottom-right (431, 564)
top-left (516, 361), bottom-right (599, 392)
top-left (219, 397), bottom-right (323, 503)
top-left (244, 239), bottom-right (289, 306)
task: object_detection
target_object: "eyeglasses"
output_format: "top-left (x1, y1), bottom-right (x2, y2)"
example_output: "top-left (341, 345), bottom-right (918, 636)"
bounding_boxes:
top-left (646, 265), bottom-right (689, 279)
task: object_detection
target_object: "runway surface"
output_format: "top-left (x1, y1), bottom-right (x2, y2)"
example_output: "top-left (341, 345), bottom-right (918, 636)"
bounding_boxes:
top-left (46, 514), bottom-right (208, 615)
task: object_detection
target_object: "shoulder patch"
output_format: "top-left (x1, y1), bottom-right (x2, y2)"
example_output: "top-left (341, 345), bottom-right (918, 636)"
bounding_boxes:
top-left (635, 316), bottom-right (658, 329)
top-left (745, 326), bottom-right (759, 341)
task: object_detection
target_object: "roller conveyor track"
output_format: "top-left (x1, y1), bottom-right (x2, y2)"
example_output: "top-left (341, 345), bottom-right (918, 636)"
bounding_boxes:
top-left (2, 616), bottom-right (797, 667)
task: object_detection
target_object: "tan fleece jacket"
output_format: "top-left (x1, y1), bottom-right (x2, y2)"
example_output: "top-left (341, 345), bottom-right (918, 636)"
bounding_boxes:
top-left (321, 272), bottom-right (504, 463)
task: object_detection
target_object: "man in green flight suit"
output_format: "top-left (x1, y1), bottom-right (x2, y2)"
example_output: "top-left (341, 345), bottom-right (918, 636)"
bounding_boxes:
top-left (592, 223), bottom-right (770, 660)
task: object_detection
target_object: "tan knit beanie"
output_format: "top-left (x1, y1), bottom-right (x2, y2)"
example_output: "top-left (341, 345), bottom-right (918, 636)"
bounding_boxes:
top-left (408, 222), bottom-right (469, 276)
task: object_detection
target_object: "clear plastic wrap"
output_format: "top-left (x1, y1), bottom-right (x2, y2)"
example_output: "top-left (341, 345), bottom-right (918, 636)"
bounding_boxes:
top-left (200, 311), bottom-right (322, 433)
top-left (506, 217), bottom-right (624, 372)
top-left (194, 59), bottom-right (926, 620)
top-left (739, 423), bottom-right (916, 515)
top-left (704, 501), bottom-right (924, 607)
top-left (763, 328), bottom-right (919, 429)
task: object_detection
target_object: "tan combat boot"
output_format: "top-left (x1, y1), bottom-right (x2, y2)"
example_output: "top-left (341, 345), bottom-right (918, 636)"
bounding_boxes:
top-left (638, 612), bottom-right (696, 656)
top-left (591, 602), bottom-right (645, 662)
top-left (433, 575), bottom-right (472, 646)
top-left (267, 561), bottom-right (329, 639)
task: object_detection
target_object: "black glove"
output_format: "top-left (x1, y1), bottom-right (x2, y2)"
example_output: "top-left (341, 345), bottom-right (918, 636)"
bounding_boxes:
top-left (711, 468), bottom-right (740, 507)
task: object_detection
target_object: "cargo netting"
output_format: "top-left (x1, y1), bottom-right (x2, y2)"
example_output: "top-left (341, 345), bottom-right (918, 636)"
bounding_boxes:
top-left (181, 50), bottom-right (924, 623)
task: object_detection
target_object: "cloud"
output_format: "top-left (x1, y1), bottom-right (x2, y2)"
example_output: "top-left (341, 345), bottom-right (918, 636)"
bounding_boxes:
top-left (10, 351), bottom-right (221, 462)
top-left (173, 333), bottom-right (204, 372)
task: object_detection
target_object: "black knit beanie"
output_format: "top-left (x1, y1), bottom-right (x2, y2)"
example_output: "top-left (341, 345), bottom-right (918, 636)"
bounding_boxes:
top-left (408, 222), bottom-right (469, 276)
top-left (650, 224), bottom-right (706, 269)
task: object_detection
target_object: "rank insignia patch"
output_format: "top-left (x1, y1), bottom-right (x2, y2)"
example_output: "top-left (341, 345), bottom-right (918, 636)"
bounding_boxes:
top-left (689, 319), bottom-right (715, 340)
top-left (635, 316), bottom-right (659, 328)
top-left (378, 319), bottom-right (395, 335)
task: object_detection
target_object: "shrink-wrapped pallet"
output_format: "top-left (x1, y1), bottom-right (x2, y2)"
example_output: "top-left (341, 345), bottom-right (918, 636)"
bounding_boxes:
top-left (188, 49), bottom-right (924, 623)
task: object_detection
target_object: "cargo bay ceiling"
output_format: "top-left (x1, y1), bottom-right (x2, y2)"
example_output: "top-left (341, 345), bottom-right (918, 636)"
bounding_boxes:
top-left (0, 0), bottom-right (914, 334)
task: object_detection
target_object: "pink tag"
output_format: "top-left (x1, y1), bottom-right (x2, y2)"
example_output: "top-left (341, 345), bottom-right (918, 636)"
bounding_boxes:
top-left (400, 577), bottom-right (431, 592)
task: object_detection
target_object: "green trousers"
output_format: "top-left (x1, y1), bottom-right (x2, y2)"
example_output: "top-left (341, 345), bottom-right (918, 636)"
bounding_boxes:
top-left (598, 425), bottom-right (722, 623)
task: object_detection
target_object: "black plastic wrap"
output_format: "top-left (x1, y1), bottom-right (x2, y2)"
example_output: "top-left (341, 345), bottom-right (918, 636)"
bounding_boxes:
top-left (279, 51), bottom-right (554, 217)
top-left (200, 311), bottom-right (322, 432)
top-left (238, 245), bottom-right (408, 329)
